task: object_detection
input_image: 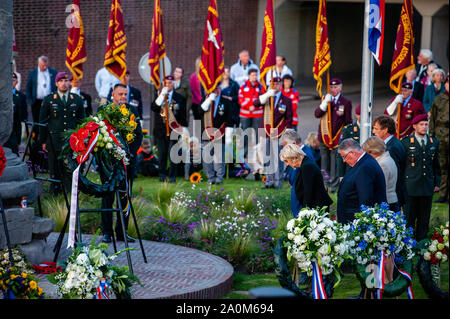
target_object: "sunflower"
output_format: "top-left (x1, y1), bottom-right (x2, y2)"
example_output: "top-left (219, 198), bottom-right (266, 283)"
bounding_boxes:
top-left (126, 133), bottom-right (134, 142)
top-left (262, 175), bottom-right (267, 183)
top-left (190, 172), bottom-right (202, 183)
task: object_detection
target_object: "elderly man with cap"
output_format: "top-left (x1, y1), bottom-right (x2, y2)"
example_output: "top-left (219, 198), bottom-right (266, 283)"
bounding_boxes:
top-left (39, 71), bottom-right (85, 194)
top-left (401, 114), bottom-right (441, 240)
top-left (151, 74), bottom-right (188, 183)
top-left (429, 74), bottom-right (449, 203)
top-left (314, 78), bottom-right (353, 193)
top-left (254, 76), bottom-right (293, 188)
top-left (385, 82), bottom-right (426, 139)
top-left (336, 104), bottom-right (360, 181)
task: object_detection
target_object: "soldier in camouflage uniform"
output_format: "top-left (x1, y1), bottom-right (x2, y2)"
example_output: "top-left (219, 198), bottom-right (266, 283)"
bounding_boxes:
top-left (39, 72), bottom-right (85, 194)
top-left (429, 75), bottom-right (449, 203)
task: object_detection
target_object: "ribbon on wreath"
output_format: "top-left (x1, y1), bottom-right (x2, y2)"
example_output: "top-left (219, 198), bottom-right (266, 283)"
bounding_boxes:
top-left (393, 257), bottom-right (414, 299)
top-left (312, 261), bottom-right (327, 299)
top-left (68, 129), bottom-right (100, 248)
top-left (95, 278), bottom-right (110, 299)
top-left (375, 250), bottom-right (386, 299)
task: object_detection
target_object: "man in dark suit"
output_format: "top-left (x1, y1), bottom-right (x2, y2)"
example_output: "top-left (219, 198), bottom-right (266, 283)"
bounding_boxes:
top-left (151, 75), bottom-right (187, 183)
top-left (372, 115), bottom-right (407, 210)
top-left (402, 114), bottom-right (441, 241)
top-left (280, 143), bottom-right (332, 211)
top-left (107, 71), bottom-right (143, 118)
top-left (25, 56), bottom-right (58, 128)
top-left (254, 76), bottom-right (293, 189)
top-left (4, 72), bottom-right (28, 155)
top-left (99, 83), bottom-right (143, 244)
top-left (337, 138), bottom-right (387, 224)
top-left (69, 76), bottom-right (92, 116)
top-left (314, 78), bottom-right (353, 193)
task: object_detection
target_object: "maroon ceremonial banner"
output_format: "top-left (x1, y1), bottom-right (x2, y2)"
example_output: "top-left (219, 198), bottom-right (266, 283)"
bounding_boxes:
top-left (148, 0), bottom-right (166, 90)
top-left (65, 0), bottom-right (87, 81)
top-left (313, 0), bottom-right (331, 97)
top-left (259, 0), bottom-right (276, 90)
top-left (389, 0), bottom-right (415, 94)
top-left (104, 0), bottom-right (127, 80)
top-left (198, 0), bottom-right (225, 95)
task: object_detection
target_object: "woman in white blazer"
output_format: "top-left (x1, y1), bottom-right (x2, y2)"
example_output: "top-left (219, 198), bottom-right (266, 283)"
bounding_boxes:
top-left (362, 136), bottom-right (399, 212)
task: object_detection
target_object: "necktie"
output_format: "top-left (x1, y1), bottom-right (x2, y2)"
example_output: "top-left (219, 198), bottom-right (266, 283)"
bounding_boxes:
top-left (420, 138), bottom-right (425, 148)
top-left (63, 95), bottom-right (67, 104)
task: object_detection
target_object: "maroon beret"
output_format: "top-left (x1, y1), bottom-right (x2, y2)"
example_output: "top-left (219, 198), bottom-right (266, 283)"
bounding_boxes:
top-left (411, 114), bottom-right (428, 125)
top-left (355, 104), bottom-right (361, 115)
top-left (330, 78), bottom-right (342, 85)
top-left (401, 82), bottom-right (413, 90)
top-left (165, 75), bottom-right (174, 81)
top-left (273, 76), bottom-right (282, 83)
top-left (55, 72), bottom-right (68, 82)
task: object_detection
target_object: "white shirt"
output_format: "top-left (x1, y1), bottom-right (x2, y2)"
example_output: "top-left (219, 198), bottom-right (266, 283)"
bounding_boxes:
top-left (415, 133), bottom-right (427, 147)
top-left (95, 67), bottom-right (120, 99)
top-left (383, 135), bottom-right (394, 144)
top-left (37, 68), bottom-right (51, 99)
top-left (265, 65), bottom-right (293, 87)
top-left (57, 90), bottom-right (69, 103)
top-left (230, 59), bottom-right (260, 87)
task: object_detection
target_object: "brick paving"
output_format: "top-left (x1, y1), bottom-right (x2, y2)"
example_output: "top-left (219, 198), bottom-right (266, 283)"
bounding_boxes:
top-left (34, 232), bottom-right (234, 299)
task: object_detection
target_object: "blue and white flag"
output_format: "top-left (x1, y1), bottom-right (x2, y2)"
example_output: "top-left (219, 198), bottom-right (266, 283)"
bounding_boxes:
top-left (368, 0), bottom-right (385, 65)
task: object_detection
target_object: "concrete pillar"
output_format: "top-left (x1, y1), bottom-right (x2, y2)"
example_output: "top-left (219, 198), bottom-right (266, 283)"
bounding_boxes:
top-left (0, 0), bottom-right (13, 145)
top-left (413, 0), bottom-right (447, 49)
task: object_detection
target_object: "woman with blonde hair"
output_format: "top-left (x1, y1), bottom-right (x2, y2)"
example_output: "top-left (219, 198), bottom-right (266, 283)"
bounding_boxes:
top-left (362, 136), bottom-right (399, 212)
top-left (280, 143), bottom-right (332, 213)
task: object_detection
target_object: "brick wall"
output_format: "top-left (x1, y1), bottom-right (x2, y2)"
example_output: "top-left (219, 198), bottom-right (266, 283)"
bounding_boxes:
top-left (13, 0), bottom-right (259, 115)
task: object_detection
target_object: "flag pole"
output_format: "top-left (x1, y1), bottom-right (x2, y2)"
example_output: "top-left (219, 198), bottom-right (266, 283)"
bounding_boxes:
top-left (326, 69), bottom-right (332, 148)
top-left (270, 66), bottom-right (274, 129)
top-left (162, 59), bottom-right (170, 137)
top-left (360, 0), bottom-right (374, 145)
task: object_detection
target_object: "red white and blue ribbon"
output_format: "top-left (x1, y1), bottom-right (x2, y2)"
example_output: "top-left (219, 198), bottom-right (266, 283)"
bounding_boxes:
top-left (312, 261), bottom-right (327, 299)
top-left (95, 278), bottom-right (110, 299)
top-left (68, 129), bottom-right (100, 248)
top-left (375, 250), bottom-right (386, 299)
top-left (397, 269), bottom-right (414, 299)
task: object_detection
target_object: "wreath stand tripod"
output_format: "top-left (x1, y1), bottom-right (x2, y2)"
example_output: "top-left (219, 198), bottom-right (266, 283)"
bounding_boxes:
top-left (21, 121), bottom-right (72, 220)
top-left (52, 155), bottom-right (148, 274)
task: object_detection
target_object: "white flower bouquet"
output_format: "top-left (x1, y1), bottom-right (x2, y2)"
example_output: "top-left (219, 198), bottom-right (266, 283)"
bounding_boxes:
top-left (48, 232), bottom-right (141, 299)
top-left (347, 203), bottom-right (416, 266)
top-left (284, 207), bottom-right (349, 277)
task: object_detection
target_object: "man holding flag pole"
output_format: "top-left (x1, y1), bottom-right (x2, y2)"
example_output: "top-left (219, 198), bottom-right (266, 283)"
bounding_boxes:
top-left (149, 0), bottom-right (188, 183)
top-left (313, 0), bottom-right (352, 193)
top-left (256, 0), bottom-right (293, 189)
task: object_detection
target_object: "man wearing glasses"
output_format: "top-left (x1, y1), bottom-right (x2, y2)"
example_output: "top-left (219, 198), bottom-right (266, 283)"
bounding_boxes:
top-left (336, 138), bottom-right (387, 224)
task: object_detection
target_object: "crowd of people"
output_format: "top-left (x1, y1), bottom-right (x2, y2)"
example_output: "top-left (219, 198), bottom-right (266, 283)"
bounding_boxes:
top-left (5, 46), bottom-right (448, 245)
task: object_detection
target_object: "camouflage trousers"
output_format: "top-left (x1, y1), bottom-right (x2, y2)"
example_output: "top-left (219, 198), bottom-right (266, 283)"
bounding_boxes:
top-left (438, 140), bottom-right (448, 200)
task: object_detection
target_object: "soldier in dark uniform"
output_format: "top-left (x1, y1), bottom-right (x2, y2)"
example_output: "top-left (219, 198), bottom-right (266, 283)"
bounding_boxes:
top-left (429, 75), bottom-right (449, 203)
top-left (314, 78), bottom-right (353, 193)
top-left (5, 72), bottom-right (28, 155)
top-left (372, 115), bottom-right (407, 210)
top-left (107, 71), bottom-right (143, 118)
top-left (69, 76), bottom-right (93, 116)
top-left (336, 104), bottom-right (360, 180)
top-left (199, 86), bottom-right (234, 185)
top-left (39, 72), bottom-right (85, 194)
top-left (100, 83), bottom-right (143, 244)
top-left (402, 114), bottom-right (441, 241)
top-left (151, 75), bottom-right (188, 183)
top-left (254, 76), bottom-right (293, 188)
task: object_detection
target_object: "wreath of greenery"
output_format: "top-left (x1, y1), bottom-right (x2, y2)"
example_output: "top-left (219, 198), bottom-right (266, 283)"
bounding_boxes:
top-left (273, 236), bottom-right (336, 299)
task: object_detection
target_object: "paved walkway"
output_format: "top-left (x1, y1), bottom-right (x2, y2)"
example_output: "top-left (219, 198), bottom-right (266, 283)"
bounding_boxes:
top-left (35, 232), bottom-right (234, 299)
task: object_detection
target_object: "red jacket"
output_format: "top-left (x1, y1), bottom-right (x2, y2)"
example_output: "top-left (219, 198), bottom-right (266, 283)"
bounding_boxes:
top-left (238, 80), bottom-right (265, 118)
top-left (384, 96), bottom-right (425, 139)
top-left (282, 88), bottom-right (299, 126)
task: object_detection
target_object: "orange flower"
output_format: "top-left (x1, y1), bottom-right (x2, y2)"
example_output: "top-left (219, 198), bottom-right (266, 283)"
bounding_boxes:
top-left (190, 172), bottom-right (202, 183)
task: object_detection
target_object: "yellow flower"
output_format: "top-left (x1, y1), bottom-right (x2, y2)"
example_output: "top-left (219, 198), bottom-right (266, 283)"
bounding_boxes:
top-left (130, 113), bottom-right (135, 121)
top-left (126, 133), bottom-right (134, 142)
top-left (10, 274), bottom-right (17, 280)
top-left (129, 120), bottom-right (137, 129)
top-left (38, 287), bottom-right (43, 295)
top-left (21, 273), bottom-right (27, 278)
top-left (29, 281), bottom-right (37, 289)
